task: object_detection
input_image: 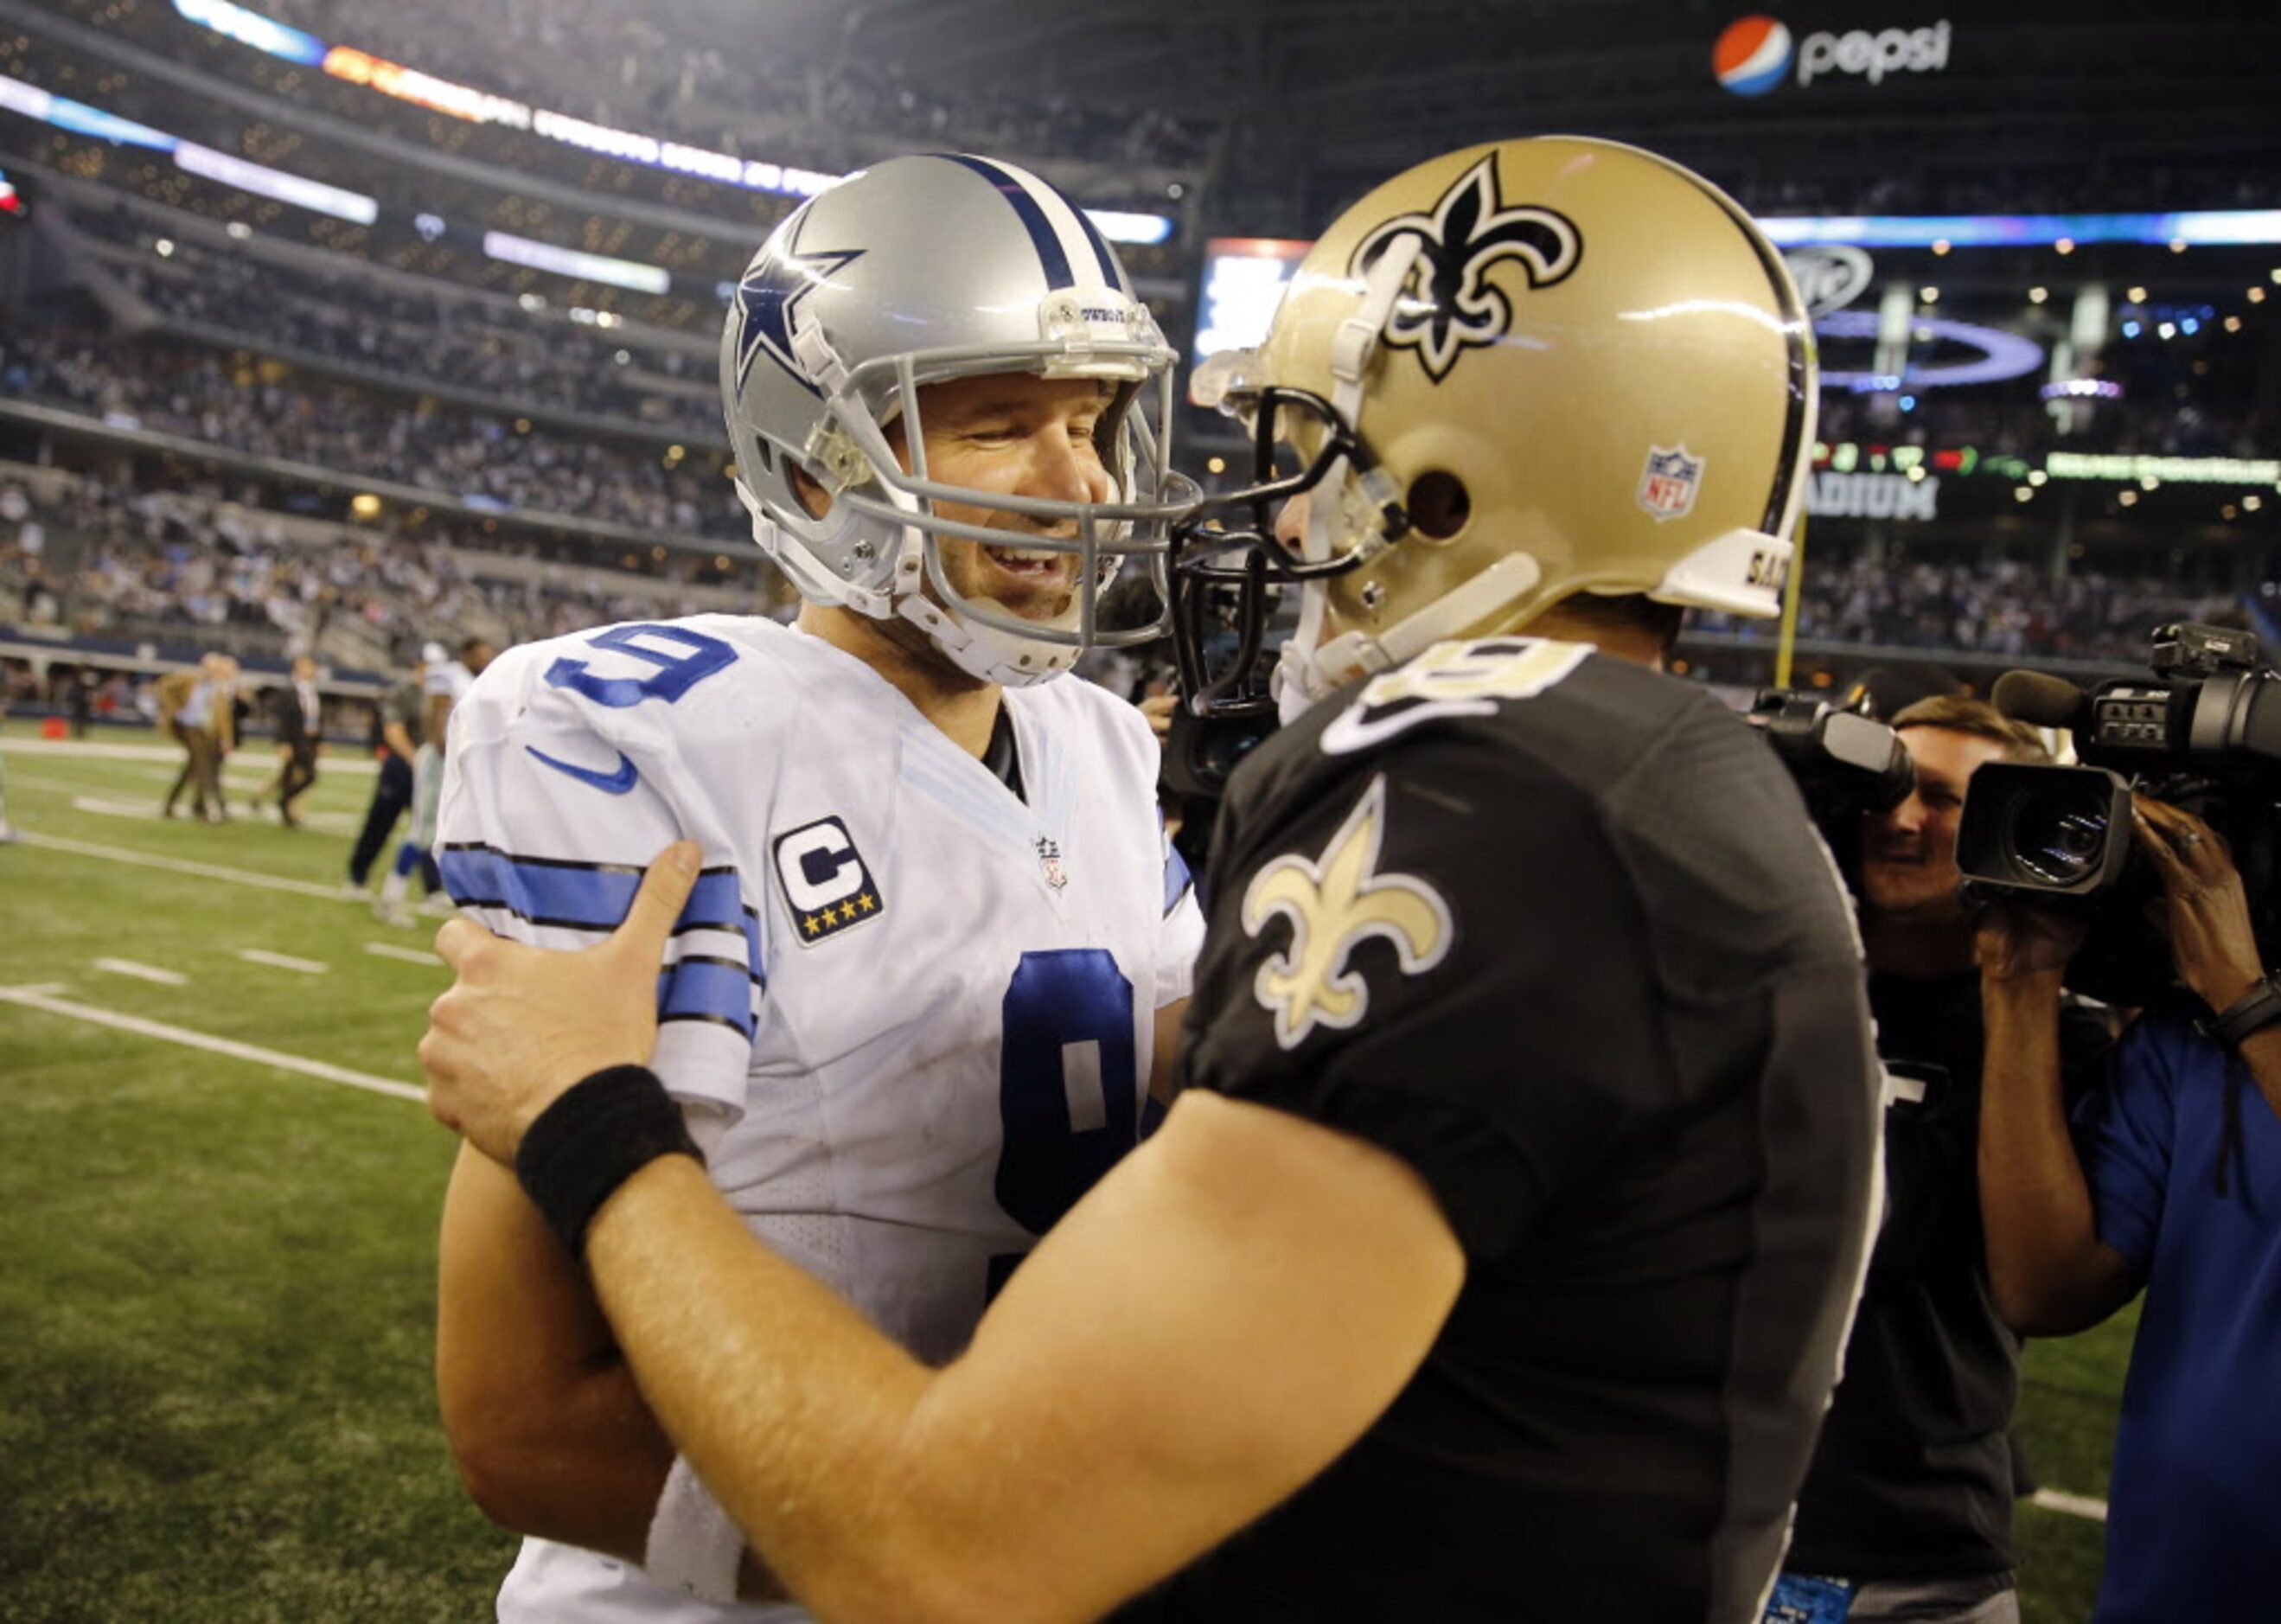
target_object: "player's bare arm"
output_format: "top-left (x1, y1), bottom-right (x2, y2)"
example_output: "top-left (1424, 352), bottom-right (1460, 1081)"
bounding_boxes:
top-left (424, 849), bottom-right (1464, 1624)
top-left (436, 1143), bottom-right (670, 1556)
top-left (437, 1147), bottom-right (789, 1600)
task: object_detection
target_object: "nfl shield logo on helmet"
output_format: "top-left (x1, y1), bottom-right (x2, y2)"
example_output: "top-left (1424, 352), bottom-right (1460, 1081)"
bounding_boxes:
top-left (1637, 445), bottom-right (1705, 522)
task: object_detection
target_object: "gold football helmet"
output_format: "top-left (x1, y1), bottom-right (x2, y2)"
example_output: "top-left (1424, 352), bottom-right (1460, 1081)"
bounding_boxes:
top-left (1172, 135), bottom-right (1816, 719)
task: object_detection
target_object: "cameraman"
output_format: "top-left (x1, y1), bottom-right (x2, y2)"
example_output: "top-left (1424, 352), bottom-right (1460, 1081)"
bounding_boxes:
top-left (1777, 697), bottom-right (2111, 1623)
top-left (1979, 796), bottom-right (2281, 1621)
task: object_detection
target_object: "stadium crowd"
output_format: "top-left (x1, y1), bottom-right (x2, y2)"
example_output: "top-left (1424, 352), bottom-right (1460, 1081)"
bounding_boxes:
top-left (0, 473), bottom-right (774, 668)
top-left (0, 326), bottom-right (738, 539)
top-left (43, 0), bottom-right (1212, 184)
top-left (83, 227), bottom-right (719, 441)
top-left (5, 456), bottom-right (2259, 681)
top-left (1695, 551), bottom-right (2254, 662)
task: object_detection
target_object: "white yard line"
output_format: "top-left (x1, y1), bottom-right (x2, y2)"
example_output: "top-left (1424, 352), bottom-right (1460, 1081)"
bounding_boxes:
top-left (0, 983), bottom-right (424, 1103)
top-left (238, 949), bottom-right (330, 975)
top-left (71, 795), bottom-right (165, 820)
top-left (2029, 1488), bottom-right (2109, 1523)
top-left (93, 957), bottom-right (189, 987)
top-left (1, 738), bottom-right (379, 774)
top-left (3, 772), bottom-right (90, 792)
top-left (16, 831), bottom-right (351, 901)
top-left (362, 942), bottom-right (443, 966)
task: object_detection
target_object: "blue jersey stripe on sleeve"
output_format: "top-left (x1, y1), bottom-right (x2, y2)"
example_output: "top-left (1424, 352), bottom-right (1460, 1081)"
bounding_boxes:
top-left (438, 844), bottom-right (765, 986)
top-left (656, 957), bottom-right (758, 1039)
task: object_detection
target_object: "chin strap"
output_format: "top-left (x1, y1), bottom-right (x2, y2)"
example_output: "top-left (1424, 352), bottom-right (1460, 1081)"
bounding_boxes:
top-left (894, 587), bottom-right (1076, 687)
top-left (1277, 233), bottom-right (1424, 720)
top-left (1277, 553), bottom-right (1545, 718)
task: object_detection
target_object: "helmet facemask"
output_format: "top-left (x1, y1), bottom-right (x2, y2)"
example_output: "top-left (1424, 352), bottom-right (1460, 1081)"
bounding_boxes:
top-left (1169, 233), bottom-right (1427, 720)
top-left (719, 155), bottom-right (1202, 687)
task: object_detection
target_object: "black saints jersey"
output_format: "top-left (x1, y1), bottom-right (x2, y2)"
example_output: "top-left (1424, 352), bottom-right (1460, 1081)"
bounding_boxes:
top-left (1140, 638), bottom-right (1881, 1624)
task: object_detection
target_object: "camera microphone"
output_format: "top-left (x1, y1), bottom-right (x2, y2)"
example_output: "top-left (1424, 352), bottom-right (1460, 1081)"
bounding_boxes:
top-left (1992, 670), bottom-right (2090, 731)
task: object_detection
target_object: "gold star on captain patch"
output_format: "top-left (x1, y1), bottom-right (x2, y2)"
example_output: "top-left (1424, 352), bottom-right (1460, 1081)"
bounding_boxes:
top-left (838, 900), bottom-right (859, 924)
top-left (802, 913), bottom-right (821, 937)
top-left (857, 892), bottom-right (877, 913)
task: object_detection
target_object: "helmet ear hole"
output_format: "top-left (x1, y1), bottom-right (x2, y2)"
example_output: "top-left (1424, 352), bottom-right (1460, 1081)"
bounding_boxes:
top-left (1408, 470), bottom-right (1471, 541)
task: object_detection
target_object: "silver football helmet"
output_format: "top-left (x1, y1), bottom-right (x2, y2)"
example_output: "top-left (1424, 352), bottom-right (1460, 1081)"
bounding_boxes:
top-left (721, 153), bottom-right (1194, 686)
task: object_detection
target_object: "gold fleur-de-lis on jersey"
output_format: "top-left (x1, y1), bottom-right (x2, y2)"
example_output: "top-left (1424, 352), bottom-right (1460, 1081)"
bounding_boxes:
top-left (1242, 776), bottom-right (1453, 1050)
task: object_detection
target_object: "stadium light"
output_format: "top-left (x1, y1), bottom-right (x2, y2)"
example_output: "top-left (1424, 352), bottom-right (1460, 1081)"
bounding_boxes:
top-left (1754, 213), bottom-right (2281, 249)
top-left (483, 232), bottom-right (669, 295)
top-left (1814, 310), bottom-right (2045, 391)
top-left (164, 0), bottom-right (1175, 234)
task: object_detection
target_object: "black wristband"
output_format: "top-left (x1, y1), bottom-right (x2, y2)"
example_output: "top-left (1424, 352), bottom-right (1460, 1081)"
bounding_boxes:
top-left (514, 1064), bottom-right (704, 1260)
top-left (2201, 974), bottom-right (2281, 1054)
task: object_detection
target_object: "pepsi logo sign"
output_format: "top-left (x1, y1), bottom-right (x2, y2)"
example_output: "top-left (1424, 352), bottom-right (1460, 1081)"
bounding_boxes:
top-left (1716, 15), bottom-right (1952, 95)
top-left (1714, 16), bottom-right (1793, 96)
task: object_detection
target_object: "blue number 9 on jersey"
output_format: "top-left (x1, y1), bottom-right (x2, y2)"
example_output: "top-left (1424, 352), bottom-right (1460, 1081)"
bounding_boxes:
top-left (543, 623), bottom-right (737, 708)
top-left (995, 949), bottom-right (1140, 1237)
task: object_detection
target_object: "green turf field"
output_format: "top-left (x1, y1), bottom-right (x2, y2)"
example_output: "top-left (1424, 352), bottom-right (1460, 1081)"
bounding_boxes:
top-left (0, 724), bottom-right (2128, 1620)
top-left (0, 727), bottom-right (519, 1618)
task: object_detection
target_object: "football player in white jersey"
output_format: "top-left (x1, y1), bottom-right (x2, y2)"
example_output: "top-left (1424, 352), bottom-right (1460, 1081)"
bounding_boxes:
top-left (376, 636), bottom-right (494, 926)
top-left (431, 154), bottom-right (1203, 1621)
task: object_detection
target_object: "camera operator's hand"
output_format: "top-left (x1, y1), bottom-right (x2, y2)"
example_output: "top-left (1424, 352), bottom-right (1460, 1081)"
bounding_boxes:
top-left (1975, 900), bottom-right (2089, 986)
top-left (2133, 798), bottom-right (2265, 1015)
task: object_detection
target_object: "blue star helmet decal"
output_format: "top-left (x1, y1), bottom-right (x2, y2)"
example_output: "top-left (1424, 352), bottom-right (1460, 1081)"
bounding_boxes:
top-left (733, 214), bottom-right (866, 398)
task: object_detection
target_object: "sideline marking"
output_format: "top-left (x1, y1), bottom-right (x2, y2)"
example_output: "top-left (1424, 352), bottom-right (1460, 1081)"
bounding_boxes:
top-left (0, 983), bottom-right (424, 1103)
top-left (93, 957), bottom-right (188, 987)
top-left (363, 942), bottom-right (443, 966)
top-left (5, 772), bottom-right (89, 792)
top-left (72, 795), bottom-right (165, 820)
top-left (0, 738), bottom-right (379, 774)
top-left (238, 949), bottom-right (329, 975)
top-left (2029, 1488), bottom-right (2109, 1523)
top-left (16, 832), bottom-right (350, 901)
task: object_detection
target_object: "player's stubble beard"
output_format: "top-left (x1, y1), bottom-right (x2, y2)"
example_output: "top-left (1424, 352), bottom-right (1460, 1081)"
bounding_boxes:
top-left (886, 527), bottom-right (1080, 691)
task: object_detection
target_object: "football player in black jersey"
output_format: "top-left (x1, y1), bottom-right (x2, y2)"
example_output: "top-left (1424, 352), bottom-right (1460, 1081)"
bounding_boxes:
top-left (422, 137), bottom-right (1882, 1624)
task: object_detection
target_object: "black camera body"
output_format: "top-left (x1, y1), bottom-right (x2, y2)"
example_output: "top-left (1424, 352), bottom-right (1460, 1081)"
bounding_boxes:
top-left (1958, 623), bottom-right (2281, 1001)
top-left (1746, 691), bottom-right (1917, 815)
top-left (1745, 689), bottom-right (1915, 891)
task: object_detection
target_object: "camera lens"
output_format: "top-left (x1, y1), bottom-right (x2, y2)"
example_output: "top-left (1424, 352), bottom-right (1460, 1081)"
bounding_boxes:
top-left (2007, 785), bottom-right (2113, 886)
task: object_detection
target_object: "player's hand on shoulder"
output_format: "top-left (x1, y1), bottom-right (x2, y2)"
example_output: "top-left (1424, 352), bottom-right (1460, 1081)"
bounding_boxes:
top-left (423, 841), bottom-right (701, 1162)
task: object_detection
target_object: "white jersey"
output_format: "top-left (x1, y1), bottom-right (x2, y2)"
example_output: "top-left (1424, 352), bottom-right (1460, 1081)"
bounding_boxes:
top-left (438, 616), bottom-right (1203, 1624)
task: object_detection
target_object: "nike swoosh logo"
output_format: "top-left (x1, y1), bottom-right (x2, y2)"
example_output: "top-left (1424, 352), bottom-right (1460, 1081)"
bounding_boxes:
top-left (526, 745), bottom-right (640, 796)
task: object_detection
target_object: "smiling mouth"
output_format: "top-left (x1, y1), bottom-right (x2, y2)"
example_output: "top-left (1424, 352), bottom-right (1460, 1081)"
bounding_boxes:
top-left (982, 542), bottom-right (1074, 584)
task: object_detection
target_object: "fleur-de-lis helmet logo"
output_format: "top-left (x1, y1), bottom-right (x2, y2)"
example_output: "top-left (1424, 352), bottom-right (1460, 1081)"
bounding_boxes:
top-left (1351, 153), bottom-right (1582, 384)
top-left (1242, 776), bottom-right (1453, 1050)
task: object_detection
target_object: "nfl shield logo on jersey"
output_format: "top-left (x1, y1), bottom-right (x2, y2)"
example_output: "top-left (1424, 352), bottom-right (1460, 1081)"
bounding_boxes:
top-left (1636, 444), bottom-right (1704, 521)
top-left (1035, 836), bottom-right (1069, 892)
